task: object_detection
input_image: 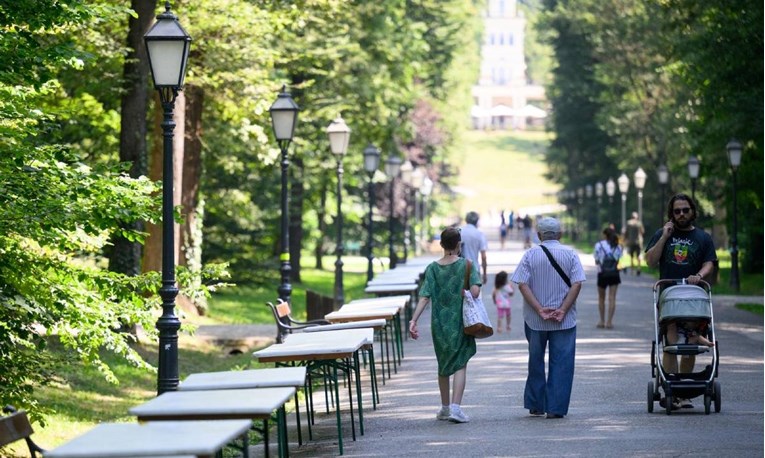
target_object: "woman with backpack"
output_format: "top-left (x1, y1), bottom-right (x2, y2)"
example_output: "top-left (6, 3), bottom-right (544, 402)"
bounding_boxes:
top-left (594, 227), bottom-right (623, 329)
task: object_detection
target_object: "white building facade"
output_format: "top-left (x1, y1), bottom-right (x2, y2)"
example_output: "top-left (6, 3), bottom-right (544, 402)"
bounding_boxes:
top-left (471, 0), bottom-right (546, 130)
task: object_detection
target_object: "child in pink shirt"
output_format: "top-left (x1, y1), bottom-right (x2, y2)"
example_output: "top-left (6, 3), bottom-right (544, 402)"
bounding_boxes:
top-left (492, 270), bottom-right (513, 332)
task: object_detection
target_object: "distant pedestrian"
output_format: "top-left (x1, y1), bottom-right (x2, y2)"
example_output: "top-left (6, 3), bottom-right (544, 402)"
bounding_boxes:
top-left (492, 271), bottom-right (514, 332)
top-left (511, 217), bottom-right (586, 419)
top-left (623, 212), bottom-right (645, 275)
top-left (522, 214), bottom-right (533, 249)
top-left (499, 210), bottom-right (508, 250)
top-left (460, 211), bottom-right (488, 285)
top-left (594, 227), bottom-right (623, 329)
top-left (409, 226), bottom-right (481, 423)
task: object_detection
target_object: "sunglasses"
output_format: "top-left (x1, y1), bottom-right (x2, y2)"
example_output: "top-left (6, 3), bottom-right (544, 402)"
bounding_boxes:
top-left (673, 207), bottom-right (692, 215)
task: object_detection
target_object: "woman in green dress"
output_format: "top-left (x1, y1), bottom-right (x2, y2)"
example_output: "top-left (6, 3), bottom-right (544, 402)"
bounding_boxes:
top-left (409, 226), bottom-right (481, 423)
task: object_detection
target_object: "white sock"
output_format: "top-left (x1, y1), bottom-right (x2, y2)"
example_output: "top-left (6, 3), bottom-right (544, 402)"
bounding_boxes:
top-left (450, 403), bottom-right (460, 410)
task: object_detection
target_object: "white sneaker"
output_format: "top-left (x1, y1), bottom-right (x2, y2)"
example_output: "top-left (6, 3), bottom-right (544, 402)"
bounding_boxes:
top-left (436, 406), bottom-right (451, 420)
top-left (448, 406), bottom-right (470, 423)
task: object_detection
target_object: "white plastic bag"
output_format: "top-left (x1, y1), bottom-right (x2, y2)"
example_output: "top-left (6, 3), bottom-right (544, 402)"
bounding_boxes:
top-left (463, 290), bottom-right (493, 339)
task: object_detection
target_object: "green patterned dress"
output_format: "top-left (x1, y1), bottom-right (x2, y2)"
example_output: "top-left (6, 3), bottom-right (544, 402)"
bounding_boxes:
top-left (419, 258), bottom-right (480, 376)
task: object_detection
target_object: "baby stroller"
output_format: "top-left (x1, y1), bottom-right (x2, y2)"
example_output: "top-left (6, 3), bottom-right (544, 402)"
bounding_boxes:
top-left (648, 279), bottom-right (720, 415)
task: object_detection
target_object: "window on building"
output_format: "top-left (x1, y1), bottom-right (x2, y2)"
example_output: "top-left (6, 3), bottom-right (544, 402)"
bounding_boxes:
top-left (489, 33), bottom-right (495, 45)
top-left (508, 34), bottom-right (514, 46)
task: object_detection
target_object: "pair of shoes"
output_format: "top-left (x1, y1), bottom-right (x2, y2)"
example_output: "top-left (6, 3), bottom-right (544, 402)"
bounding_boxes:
top-left (436, 406), bottom-right (451, 420)
top-left (546, 413), bottom-right (564, 419)
top-left (448, 406), bottom-right (470, 423)
top-left (677, 398), bottom-right (694, 408)
top-left (596, 323), bottom-right (605, 329)
top-left (605, 323), bottom-right (613, 329)
top-left (529, 409), bottom-right (545, 417)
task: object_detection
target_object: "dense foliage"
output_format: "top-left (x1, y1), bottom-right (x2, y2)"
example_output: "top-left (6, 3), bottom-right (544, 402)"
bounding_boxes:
top-left (0, 0), bottom-right (483, 414)
top-left (540, 0), bottom-right (763, 270)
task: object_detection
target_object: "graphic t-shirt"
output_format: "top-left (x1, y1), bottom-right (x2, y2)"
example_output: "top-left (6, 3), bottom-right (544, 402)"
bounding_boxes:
top-left (493, 284), bottom-right (513, 309)
top-left (645, 227), bottom-right (717, 280)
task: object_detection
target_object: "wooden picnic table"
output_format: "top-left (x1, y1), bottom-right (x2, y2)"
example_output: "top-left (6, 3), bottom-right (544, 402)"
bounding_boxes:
top-left (252, 328), bottom-right (374, 456)
top-left (129, 387), bottom-right (295, 458)
top-left (178, 367), bottom-right (307, 447)
top-left (44, 420), bottom-right (252, 458)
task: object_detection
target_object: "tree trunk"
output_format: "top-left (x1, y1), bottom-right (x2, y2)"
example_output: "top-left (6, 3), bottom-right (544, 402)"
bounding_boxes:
top-left (143, 90), bottom-right (185, 274)
top-left (180, 85), bottom-right (203, 269)
top-left (109, 0), bottom-right (155, 276)
top-left (314, 174), bottom-right (328, 269)
top-left (290, 155), bottom-right (305, 282)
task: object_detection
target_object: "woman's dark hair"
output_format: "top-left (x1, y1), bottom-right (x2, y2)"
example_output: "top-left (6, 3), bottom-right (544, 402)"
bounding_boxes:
top-left (439, 227), bottom-right (461, 251)
top-left (667, 193), bottom-right (697, 222)
top-left (603, 227), bottom-right (619, 248)
top-left (494, 271), bottom-right (508, 289)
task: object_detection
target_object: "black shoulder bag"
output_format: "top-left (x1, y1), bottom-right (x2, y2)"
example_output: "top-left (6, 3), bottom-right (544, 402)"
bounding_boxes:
top-left (539, 245), bottom-right (572, 287)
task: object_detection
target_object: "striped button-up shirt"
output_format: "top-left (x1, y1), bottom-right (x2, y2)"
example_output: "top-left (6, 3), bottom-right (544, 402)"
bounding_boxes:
top-left (511, 240), bottom-right (586, 331)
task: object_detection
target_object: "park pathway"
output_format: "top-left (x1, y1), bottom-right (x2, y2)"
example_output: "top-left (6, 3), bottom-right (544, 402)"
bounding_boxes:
top-left (252, 225), bottom-right (763, 457)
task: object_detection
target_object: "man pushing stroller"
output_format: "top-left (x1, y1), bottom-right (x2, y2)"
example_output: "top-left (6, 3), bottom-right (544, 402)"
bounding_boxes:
top-left (645, 193), bottom-right (717, 409)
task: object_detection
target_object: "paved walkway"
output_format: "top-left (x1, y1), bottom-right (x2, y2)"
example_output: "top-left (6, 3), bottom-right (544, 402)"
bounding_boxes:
top-left (204, 228), bottom-right (762, 457)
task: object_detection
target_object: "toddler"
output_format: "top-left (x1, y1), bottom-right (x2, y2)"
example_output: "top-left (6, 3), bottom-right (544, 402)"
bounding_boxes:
top-left (492, 271), bottom-right (513, 332)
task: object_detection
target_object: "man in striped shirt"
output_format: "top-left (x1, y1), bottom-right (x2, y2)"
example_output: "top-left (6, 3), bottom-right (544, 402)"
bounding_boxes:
top-left (511, 217), bottom-right (586, 419)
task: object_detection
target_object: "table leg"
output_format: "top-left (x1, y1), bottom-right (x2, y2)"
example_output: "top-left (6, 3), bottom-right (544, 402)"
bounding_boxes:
top-left (354, 351), bottom-right (364, 436)
top-left (332, 363), bottom-right (343, 455)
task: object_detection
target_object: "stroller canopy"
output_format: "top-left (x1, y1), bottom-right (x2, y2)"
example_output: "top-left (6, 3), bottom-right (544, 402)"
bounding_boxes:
top-left (659, 284), bottom-right (712, 322)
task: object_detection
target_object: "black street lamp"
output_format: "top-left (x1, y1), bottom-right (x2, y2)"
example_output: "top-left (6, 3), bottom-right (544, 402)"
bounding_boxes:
top-left (726, 139), bottom-right (743, 292)
top-left (399, 160), bottom-right (414, 264)
top-left (269, 86), bottom-right (300, 307)
top-left (420, 177), bottom-right (433, 248)
top-left (385, 155), bottom-right (402, 269)
top-left (657, 164), bottom-right (669, 224)
top-left (585, 184), bottom-right (593, 242)
top-left (143, 1), bottom-right (191, 395)
top-left (617, 173), bottom-right (629, 234)
top-left (326, 116), bottom-right (351, 308)
top-left (411, 167), bottom-right (425, 256)
top-left (634, 167), bottom-right (647, 224)
top-left (687, 155), bottom-right (700, 201)
top-left (606, 177), bottom-right (616, 225)
top-left (595, 181), bottom-right (603, 228)
top-left (363, 144), bottom-right (381, 281)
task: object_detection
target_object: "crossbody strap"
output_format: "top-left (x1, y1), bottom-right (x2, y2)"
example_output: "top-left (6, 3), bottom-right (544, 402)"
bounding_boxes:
top-left (464, 259), bottom-right (472, 290)
top-left (539, 245), bottom-right (572, 287)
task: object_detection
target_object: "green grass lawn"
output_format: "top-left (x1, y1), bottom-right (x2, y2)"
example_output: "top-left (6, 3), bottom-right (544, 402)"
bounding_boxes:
top-left (455, 130), bottom-right (558, 218)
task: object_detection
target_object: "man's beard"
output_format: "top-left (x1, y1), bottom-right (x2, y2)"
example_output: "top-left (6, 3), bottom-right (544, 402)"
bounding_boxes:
top-left (673, 217), bottom-right (693, 230)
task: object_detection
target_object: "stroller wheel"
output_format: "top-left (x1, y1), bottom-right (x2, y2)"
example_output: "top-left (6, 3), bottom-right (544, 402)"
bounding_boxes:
top-left (704, 394), bottom-right (711, 415)
top-left (714, 380), bottom-right (722, 413)
top-left (647, 381), bottom-right (655, 413)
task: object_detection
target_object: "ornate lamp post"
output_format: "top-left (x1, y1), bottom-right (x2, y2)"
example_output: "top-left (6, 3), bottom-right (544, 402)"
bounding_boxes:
top-left (399, 161), bottom-right (414, 264)
top-left (726, 139), bottom-right (743, 292)
top-left (634, 167), bottom-right (647, 224)
top-left (606, 177), bottom-right (616, 225)
top-left (411, 167), bottom-right (425, 256)
top-left (420, 177), bottom-right (433, 248)
top-left (585, 184), bottom-right (593, 242)
top-left (657, 164), bottom-right (669, 224)
top-left (595, 181), bottom-right (603, 228)
top-left (617, 173), bottom-right (630, 234)
top-left (326, 116), bottom-right (351, 308)
top-left (144, 2), bottom-right (191, 395)
top-left (385, 156), bottom-right (402, 269)
top-left (363, 144), bottom-right (381, 281)
top-left (576, 187), bottom-right (584, 241)
top-left (687, 155), bottom-right (700, 201)
top-left (269, 87), bottom-right (300, 307)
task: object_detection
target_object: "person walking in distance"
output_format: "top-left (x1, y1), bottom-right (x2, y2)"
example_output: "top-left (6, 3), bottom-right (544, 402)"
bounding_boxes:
top-left (623, 211), bottom-right (645, 275)
top-left (511, 217), bottom-right (586, 419)
top-left (594, 227), bottom-right (623, 329)
top-left (409, 227), bottom-right (481, 423)
top-left (460, 211), bottom-right (488, 285)
top-left (644, 193), bottom-right (717, 409)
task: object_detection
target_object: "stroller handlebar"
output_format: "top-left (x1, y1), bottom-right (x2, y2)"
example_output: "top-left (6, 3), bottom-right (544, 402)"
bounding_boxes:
top-left (652, 278), bottom-right (711, 294)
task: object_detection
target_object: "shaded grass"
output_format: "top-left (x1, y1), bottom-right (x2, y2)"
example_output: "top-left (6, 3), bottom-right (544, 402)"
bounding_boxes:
top-left (205, 257), bottom-right (370, 324)
top-left (735, 303), bottom-right (764, 315)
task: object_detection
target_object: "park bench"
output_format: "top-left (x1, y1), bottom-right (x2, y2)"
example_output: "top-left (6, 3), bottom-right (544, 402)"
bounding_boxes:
top-left (266, 299), bottom-right (330, 343)
top-left (0, 406), bottom-right (45, 457)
